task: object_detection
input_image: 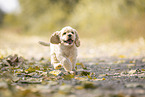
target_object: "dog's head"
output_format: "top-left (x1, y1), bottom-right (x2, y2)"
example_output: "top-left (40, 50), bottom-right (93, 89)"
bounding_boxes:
top-left (50, 26), bottom-right (80, 47)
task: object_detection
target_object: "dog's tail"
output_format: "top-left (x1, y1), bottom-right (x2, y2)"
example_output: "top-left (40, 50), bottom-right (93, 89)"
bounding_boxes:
top-left (39, 41), bottom-right (50, 46)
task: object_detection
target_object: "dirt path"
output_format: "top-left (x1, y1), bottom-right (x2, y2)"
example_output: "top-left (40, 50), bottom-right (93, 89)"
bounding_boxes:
top-left (0, 33), bottom-right (145, 97)
top-left (0, 55), bottom-right (145, 97)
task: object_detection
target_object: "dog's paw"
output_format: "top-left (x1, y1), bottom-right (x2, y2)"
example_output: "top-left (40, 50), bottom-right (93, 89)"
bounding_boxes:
top-left (53, 63), bottom-right (62, 69)
top-left (66, 70), bottom-right (77, 75)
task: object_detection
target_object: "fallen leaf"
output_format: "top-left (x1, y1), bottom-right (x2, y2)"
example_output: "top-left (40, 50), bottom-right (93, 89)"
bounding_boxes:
top-left (81, 71), bottom-right (90, 76)
top-left (12, 76), bottom-right (20, 82)
top-left (75, 77), bottom-right (88, 81)
top-left (127, 64), bottom-right (135, 68)
top-left (93, 78), bottom-right (106, 81)
top-left (75, 85), bottom-right (84, 90)
top-left (87, 75), bottom-right (92, 79)
top-left (76, 63), bottom-right (85, 69)
top-left (49, 70), bottom-right (61, 76)
top-left (62, 74), bottom-right (74, 80)
top-left (99, 74), bottom-right (108, 77)
top-left (25, 67), bottom-right (36, 73)
top-left (102, 78), bottom-right (106, 80)
top-left (41, 72), bottom-right (47, 76)
top-left (119, 55), bottom-right (126, 58)
top-left (128, 70), bottom-right (136, 74)
top-left (129, 60), bottom-right (135, 63)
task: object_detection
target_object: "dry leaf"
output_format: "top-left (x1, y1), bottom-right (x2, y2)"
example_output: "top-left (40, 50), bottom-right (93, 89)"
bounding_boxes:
top-left (128, 70), bottom-right (136, 74)
top-left (49, 70), bottom-right (61, 76)
top-left (75, 85), bottom-right (84, 90)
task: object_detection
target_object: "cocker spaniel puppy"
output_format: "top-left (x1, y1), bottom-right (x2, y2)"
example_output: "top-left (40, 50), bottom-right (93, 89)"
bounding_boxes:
top-left (40, 26), bottom-right (80, 73)
top-left (50, 26), bottom-right (80, 72)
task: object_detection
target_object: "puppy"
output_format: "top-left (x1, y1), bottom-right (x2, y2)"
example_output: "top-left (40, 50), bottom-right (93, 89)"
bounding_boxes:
top-left (40, 26), bottom-right (80, 73)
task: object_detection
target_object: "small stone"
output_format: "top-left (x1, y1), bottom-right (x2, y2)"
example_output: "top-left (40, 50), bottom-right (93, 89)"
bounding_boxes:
top-left (82, 81), bottom-right (96, 89)
top-left (59, 85), bottom-right (72, 94)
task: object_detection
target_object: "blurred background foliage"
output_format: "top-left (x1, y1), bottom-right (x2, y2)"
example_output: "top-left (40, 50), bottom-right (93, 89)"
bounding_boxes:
top-left (1, 0), bottom-right (145, 42)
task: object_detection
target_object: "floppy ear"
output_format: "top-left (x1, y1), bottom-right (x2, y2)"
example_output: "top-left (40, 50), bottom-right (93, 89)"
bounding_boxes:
top-left (50, 31), bottom-right (61, 44)
top-left (75, 31), bottom-right (80, 47)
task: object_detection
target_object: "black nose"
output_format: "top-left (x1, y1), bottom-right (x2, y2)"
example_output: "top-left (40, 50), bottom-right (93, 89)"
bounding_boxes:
top-left (68, 34), bottom-right (72, 37)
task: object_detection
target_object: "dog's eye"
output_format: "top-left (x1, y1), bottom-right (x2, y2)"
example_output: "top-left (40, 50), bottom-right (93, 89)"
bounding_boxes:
top-left (71, 32), bottom-right (74, 34)
top-left (63, 32), bottom-right (66, 35)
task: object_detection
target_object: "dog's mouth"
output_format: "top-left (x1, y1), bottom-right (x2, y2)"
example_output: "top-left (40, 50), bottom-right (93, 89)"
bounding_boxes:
top-left (64, 39), bottom-right (74, 45)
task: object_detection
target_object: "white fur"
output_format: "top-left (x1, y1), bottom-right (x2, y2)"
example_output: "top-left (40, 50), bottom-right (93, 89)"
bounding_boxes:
top-left (50, 26), bottom-right (80, 72)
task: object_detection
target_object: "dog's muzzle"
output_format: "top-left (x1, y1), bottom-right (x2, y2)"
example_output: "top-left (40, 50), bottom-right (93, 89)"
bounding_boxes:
top-left (64, 39), bottom-right (74, 45)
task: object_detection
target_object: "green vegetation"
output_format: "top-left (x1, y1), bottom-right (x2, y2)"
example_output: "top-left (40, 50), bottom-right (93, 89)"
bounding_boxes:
top-left (1, 0), bottom-right (145, 41)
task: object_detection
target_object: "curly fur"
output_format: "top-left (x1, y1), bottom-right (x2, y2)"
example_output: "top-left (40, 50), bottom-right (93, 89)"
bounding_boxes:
top-left (50, 26), bottom-right (80, 72)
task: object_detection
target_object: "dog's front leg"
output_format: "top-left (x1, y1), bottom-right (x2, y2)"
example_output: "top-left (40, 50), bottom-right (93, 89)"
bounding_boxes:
top-left (51, 54), bottom-right (62, 70)
top-left (70, 57), bottom-right (77, 71)
top-left (58, 57), bottom-right (72, 72)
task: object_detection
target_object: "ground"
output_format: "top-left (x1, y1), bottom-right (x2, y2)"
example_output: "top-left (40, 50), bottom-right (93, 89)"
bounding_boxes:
top-left (0, 55), bottom-right (145, 97)
top-left (0, 32), bottom-right (145, 97)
